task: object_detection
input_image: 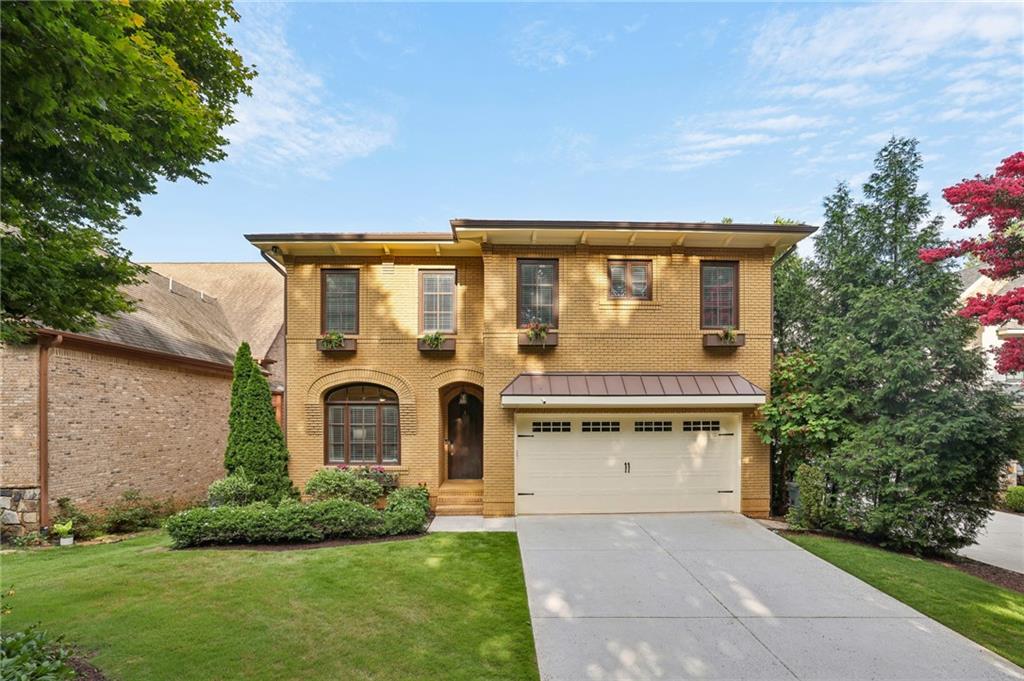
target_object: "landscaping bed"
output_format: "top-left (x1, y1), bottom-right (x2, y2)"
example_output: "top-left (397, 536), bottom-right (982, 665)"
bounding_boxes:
top-left (2, 531), bottom-right (539, 681)
top-left (784, 531), bottom-right (1024, 669)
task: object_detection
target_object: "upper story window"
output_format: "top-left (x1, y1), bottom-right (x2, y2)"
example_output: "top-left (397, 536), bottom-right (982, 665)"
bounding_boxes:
top-left (420, 270), bottom-right (457, 333)
top-left (518, 259), bottom-right (558, 328)
top-left (701, 261), bottom-right (738, 329)
top-left (608, 260), bottom-right (652, 300)
top-left (325, 384), bottom-right (400, 465)
top-left (322, 269), bottom-right (359, 334)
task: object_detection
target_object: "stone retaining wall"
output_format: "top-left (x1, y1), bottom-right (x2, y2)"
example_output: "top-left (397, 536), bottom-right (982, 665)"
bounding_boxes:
top-left (1, 487), bottom-right (41, 538)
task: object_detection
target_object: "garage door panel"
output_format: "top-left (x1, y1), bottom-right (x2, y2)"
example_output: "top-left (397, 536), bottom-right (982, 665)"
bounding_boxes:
top-left (516, 414), bottom-right (740, 514)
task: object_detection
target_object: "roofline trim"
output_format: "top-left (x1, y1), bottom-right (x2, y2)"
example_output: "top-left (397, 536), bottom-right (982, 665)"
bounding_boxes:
top-left (245, 232), bottom-right (455, 243)
top-left (34, 328), bottom-right (235, 374)
top-left (451, 218), bottom-right (817, 234)
top-left (500, 395), bottom-right (767, 407)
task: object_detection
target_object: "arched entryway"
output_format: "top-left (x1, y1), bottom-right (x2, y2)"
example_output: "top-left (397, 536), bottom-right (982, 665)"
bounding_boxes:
top-left (441, 383), bottom-right (483, 480)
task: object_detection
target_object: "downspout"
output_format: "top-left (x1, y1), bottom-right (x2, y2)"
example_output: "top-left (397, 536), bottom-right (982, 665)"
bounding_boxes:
top-left (261, 249), bottom-right (287, 438)
top-left (37, 332), bottom-right (63, 527)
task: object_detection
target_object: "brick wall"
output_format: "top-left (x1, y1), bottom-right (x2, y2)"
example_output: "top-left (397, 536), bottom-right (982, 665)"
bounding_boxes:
top-left (1, 344), bottom-right (39, 487)
top-left (44, 345), bottom-right (230, 512)
top-left (284, 246), bottom-right (774, 517)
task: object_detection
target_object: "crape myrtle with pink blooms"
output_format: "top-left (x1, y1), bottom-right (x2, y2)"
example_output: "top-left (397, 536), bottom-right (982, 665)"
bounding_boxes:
top-left (920, 152), bottom-right (1024, 375)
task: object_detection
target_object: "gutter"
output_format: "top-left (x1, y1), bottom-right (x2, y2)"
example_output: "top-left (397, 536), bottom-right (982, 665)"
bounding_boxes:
top-left (261, 249), bottom-right (288, 437)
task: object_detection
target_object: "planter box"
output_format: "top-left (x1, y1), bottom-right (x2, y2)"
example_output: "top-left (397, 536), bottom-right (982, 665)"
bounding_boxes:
top-left (317, 338), bottom-right (357, 353)
top-left (417, 338), bottom-right (456, 353)
top-left (58, 536), bottom-right (74, 547)
top-left (702, 332), bottom-right (746, 349)
top-left (518, 331), bottom-right (559, 348)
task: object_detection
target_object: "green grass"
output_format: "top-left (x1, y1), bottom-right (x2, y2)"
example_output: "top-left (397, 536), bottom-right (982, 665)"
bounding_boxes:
top-left (1, 532), bottom-right (539, 681)
top-left (785, 532), bottom-right (1024, 668)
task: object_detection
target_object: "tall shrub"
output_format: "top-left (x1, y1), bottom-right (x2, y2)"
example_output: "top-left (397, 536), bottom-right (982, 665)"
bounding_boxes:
top-left (224, 342), bottom-right (254, 473)
top-left (232, 361), bottom-right (297, 503)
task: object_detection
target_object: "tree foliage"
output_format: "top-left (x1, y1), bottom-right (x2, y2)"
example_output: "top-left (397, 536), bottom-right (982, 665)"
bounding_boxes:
top-left (225, 342), bottom-right (255, 473)
top-left (230, 365), bottom-right (297, 504)
top-left (0, 0), bottom-right (254, 341)
top-left (763, 138), bottom-right (1022, 553)
top-left (920, 152), bottom-right (1024, 373)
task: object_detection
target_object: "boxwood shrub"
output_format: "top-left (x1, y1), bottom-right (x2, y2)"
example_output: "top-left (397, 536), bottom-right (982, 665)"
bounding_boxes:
top-left (1005, 486), bottom-right (1024, 513)
top-left (166, 488), bottom-right (429, 548)
top-left (304, 468), bottom-right (383, 506)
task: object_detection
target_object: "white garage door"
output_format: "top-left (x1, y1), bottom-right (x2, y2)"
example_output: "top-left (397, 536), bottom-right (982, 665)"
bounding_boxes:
top-left (515, 413), bottom-right (741, 514)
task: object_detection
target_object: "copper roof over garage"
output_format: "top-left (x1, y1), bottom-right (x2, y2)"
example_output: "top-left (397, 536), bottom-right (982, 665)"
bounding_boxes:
top-left (500, 372), bottom-right (766, 408)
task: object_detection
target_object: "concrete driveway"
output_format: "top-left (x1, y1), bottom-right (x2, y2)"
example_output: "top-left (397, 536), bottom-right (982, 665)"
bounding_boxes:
top-left (518, 513), bottom-right (1024, 681)
top-left (960, 511), bottom-right (1024, 574)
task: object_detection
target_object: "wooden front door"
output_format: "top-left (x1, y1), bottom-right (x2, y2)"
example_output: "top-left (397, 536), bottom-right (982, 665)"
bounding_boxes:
top-left (445, 387), bottom-right (483, 480)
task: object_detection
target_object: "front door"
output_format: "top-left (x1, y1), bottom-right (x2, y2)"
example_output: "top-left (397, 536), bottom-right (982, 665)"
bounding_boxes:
top-left (446, 388), bottom-right (483, 480)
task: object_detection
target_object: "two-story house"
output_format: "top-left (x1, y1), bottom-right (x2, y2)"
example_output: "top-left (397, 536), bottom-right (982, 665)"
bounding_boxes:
top-left (246, 219), bottom-right (816, 518)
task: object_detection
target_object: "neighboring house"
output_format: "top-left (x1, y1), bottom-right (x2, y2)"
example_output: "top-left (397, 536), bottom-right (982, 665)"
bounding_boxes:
top-left (246, 219), bottom-right (816, 517)
top-left (0, 264), bottom-right (283, 537)
top-left (959, 266), bottom-right (1023, 488)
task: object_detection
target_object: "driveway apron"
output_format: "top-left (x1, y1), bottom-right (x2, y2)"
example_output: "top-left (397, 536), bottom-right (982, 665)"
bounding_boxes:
top-left (518, 513), bottom-right (1024, 681)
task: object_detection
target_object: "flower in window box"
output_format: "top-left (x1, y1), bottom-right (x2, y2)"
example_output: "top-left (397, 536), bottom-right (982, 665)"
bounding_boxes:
top-left (319, 331), bottom-right (346, 349)
top-left (525, 320), bottom-right (549, 342)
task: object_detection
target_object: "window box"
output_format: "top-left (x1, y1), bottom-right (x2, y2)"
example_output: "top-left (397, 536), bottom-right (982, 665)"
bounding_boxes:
top-left (518, 331), bottom-right (559, 348)
top-left (702, 332), bottom-right (746, 349)
top-left (317, 338), bottom-right (357, 353)
top-left (417, 337), bottom-right (456, 353)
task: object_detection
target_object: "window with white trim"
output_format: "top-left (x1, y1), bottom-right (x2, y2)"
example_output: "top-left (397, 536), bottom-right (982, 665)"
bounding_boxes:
top-left (420, 270), bottom-right (456, 333)
top-left (532, 421), bottom-right (571, 433)
top-left (634, 420), bottom-right (672, 432)
top-left (682, 420), bottom-right (720, 432)
top-left (581, 421), bottom-right (620, 432)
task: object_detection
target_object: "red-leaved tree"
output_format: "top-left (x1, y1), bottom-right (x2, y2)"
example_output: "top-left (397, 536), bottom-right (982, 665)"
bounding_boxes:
top-left (920, 152), bottom-right (1024, 373)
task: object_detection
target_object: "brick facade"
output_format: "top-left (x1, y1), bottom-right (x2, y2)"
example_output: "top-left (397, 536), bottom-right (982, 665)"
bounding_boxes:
top-left (0, 342), bottom-right (231, 536)
top-left (283, 244), bottom-right (775, 517)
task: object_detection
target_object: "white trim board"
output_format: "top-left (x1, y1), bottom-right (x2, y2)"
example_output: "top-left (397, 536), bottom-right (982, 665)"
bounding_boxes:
top-left (500, 395), bottom-right (765, 408)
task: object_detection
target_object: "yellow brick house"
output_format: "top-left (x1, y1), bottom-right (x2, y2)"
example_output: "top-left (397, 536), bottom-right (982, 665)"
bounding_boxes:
top-left (246, 219), bottom-right (816, 518)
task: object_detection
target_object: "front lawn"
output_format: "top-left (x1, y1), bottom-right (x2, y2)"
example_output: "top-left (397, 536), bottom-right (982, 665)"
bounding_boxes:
top-left (2, 532), bottom-right (538, 681)
top-left (785, 532), bottom-right (1024, 668)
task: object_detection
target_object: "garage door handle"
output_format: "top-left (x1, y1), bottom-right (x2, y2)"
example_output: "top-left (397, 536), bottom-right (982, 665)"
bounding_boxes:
top-left (517, 492), bottom-right (535, 496)
top-left (517, 434), bottom-right (534, 438)
top-left (624, 462), bottom-right (631, 474)
top-left (718, 490), bottom-right (734, 494)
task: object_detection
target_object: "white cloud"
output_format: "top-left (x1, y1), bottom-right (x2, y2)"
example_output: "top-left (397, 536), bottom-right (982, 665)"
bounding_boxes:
top-left (751, 3), bottom-right (1022, 81)
top-left (510, 20), bottom-right (594, 70)
top-left (225, 4), bottom-right (395, 179)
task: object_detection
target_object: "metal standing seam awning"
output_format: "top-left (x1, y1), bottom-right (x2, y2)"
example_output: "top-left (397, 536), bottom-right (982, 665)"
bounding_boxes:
top-left (499, 372), bottom-right (767, 408)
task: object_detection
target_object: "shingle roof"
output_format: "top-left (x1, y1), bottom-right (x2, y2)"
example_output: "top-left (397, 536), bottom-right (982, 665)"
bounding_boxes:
top-left (501, 372), bottom-right (766, 397)
top-left (80, 270), bottom-right (238, 366)
top-left (143, 262), bottom-right (283, 360)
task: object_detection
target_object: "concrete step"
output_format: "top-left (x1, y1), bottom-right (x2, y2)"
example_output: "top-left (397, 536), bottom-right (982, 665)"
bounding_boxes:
top-left (437, 495), bottom-right (483, 506)
top-left (434, 504), bottom-right (484, 516)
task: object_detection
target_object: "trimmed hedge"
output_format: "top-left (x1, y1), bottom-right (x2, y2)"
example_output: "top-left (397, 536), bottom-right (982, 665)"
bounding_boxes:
top-left (1005, 486), bottom-right (1024, 513)
top-left (207, 472), bottom-right (259, 507)
top-left (166, 489), bottom-right (431, 548)
top-left (304, 468), bottom-right (383, 505)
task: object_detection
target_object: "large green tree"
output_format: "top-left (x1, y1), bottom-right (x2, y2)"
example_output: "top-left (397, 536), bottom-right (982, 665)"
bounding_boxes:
top-left (762, 138), bottom-right (1021, 553)
top-left (225, 342), bottom-right (255, 474)
top-left (232, 365), bottom-right (296, 504)
top-left (1, 0), bottom-right (254, 341)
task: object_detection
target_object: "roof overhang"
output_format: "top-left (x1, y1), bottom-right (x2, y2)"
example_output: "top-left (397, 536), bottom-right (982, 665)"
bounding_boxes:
top-left (500, 371), bottom-right (767, 409)
top-left (246, 219), bottom-right (818, 261)
top-left (451, 219), bottom-right (817, 256)
top-left (244, 232), bottom-right (477, 263)
top-left (501, 394), bottom-right (766, 408)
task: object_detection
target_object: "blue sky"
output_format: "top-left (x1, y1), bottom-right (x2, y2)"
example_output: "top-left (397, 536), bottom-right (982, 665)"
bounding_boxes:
top-left (127, 1), bottom-right (1024, 262)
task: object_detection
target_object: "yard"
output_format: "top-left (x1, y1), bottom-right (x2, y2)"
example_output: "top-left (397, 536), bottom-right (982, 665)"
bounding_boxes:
top-left (785, 532), bottom-right (1024, 669)
top-left (1, 532), bottom-right (539, 681)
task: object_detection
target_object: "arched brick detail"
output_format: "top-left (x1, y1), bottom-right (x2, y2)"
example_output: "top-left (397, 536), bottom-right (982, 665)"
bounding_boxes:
top-left (305, 369), bottom-right (417, 436)
top-left (430, 367), bottom-right (485, 391)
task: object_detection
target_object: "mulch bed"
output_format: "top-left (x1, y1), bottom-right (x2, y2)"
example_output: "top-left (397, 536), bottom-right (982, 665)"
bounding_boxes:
top-left (68, 654), bottom-right (108, 681)
top-left (781, 530), bottom-right (1024, 594)
top-left (189, 533), bottom-right (427, 552)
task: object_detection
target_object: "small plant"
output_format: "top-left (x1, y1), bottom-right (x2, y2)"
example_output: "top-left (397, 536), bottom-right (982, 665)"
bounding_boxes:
top-left (53, 498), bottom-right (102, 540)
top-left (305, 468), bottom-right (383, 506)
top-left (51, 520), bottom-right (73, 539)
top-left (338, 465), bottom-right (400, 491)
top-left (103, 490), bottom-right (165, 534)
top-left (319, 331), bottom-right (346, 349)
top-left (719, 326), bottom-right (737, 343)
top-left (207, 471), bottom-right (258, 507)
top-left (0, 626), bottom-right (77, 681)
top-left (7, 532), bottom-right (47, 549)
top-left (786, 463), bottom-right (831, 530)
top-left (524, 319), bottom-right (549, 342)
top-left (1005, 486), bottom-right (1024, 513)
top-left (421, 331), bottom-right (445, 349)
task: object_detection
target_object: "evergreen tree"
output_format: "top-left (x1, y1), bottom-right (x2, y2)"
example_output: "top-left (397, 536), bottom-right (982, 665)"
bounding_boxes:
top-left (225, 342), bottom-right (255, 473)
top-left (233, 366), bottom-right (297, 504)
top-left (762, 138), bottom-right (1022, 553)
